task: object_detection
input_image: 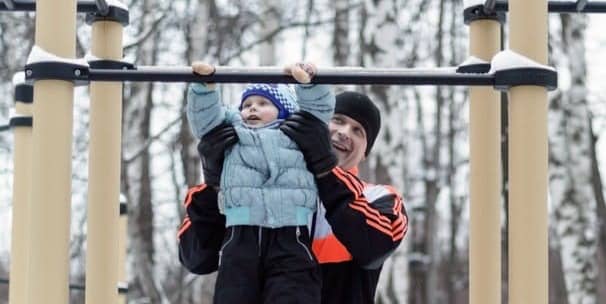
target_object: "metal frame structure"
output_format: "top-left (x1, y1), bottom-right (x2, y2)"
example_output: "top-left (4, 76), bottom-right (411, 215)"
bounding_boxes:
top-left (0, 0), bottom-right (107, 12)
top-left (4, 0), bottom-right (593, 303)
top-left (487, 0), bottom-right (606, 13)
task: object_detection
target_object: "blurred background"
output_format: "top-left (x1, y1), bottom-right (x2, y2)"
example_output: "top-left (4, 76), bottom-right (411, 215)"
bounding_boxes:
top-left (0, 0), bottom-right (605, 303)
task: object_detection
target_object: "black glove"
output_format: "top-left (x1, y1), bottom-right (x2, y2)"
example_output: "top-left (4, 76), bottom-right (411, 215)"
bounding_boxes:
top-left (280, 111), bottom-right (337, 176)
top-left (197, 122), bottom-right (238, 186)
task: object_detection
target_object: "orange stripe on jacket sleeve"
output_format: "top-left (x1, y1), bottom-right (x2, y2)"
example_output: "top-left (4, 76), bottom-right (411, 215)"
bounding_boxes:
top-left (177, 217), bottom-right (192, 240)
top-left (335, 167), bottom-right (364, 194)
top-left (351, 199), bottom-right (393, 227)
top-left (392, 214), bottom-right (408, 241)
top-left (333, 167), bottom-right (363, 197)
top-left (348, 203), bottom-right (394, 237)
top-left (184, 184), bottom-right (207, 208)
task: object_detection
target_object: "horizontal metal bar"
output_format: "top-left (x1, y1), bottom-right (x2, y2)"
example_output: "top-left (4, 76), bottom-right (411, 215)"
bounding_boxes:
top-left (0, 278), bottom-right (128, 294)
top-left (494, 0), bottom-right (606, 13)
top-left (0, 124), bottom-right (9, 132)
top-left (0, 0), bottom-right (98, 12)
top-left (2, 0), bottom-right (14, 10)
top-left (88, 66), bottom-right (495, 86)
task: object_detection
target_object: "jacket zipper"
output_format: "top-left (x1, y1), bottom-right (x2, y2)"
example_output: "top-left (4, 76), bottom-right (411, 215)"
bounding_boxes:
top-left (296, 226), bottom-right (314, 261)
top-left (258, 226), bottom-right (262, 256)
top-left (218, 227), bottom-right (235, 266)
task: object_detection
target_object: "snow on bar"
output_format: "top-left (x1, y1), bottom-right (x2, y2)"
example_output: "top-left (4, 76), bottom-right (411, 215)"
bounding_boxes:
top-left (489, 50), bottom-right (555, 74)
top-left (26, 45), bottom-right (89, 67)
top-left (12, 71), bottom-right (25, 86)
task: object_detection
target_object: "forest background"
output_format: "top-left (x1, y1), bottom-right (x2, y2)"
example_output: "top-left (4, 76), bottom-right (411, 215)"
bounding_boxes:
top-left (0, 0), bottom-right (605, 303)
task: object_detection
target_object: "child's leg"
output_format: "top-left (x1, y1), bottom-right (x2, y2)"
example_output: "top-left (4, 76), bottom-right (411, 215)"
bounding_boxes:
top-left (261, 226), bottom-right (321, 304)
top-left (214, 226), bottom-right (263, 304)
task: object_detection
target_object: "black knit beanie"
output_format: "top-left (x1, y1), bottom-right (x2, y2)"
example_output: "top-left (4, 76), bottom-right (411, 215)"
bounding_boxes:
top-left (334, 91), bottom-right (381, 156)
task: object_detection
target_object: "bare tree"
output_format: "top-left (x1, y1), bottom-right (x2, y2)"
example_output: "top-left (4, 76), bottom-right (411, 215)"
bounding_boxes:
top-left (548, 13), bottom-right (598, 304)
top-left (121, 0), bottom-right (164, 301)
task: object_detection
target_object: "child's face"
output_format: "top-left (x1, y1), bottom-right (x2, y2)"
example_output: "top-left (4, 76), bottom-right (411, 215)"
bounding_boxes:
top-left (240, 95), bottom-right (279, 127)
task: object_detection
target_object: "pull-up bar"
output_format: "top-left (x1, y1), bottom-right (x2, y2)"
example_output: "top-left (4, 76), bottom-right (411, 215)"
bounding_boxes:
top-left (485, 0), bottom-right (606, 13)
top-left (22, 62), bottom-right (557, 90)
top-left (88, 66), bottom-right (497, 86)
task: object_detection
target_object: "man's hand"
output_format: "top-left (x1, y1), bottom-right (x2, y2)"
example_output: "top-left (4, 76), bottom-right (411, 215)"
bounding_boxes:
top-left (197, 122), bottom-right (238, 186)
top-left (280, 111), bottom-right (337, 176)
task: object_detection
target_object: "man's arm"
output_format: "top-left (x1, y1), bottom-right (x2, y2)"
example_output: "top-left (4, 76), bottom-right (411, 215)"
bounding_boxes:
top-left (177, 184), bottom-right (226, 274)
top-left (316, 167), bottom-right (408, 269)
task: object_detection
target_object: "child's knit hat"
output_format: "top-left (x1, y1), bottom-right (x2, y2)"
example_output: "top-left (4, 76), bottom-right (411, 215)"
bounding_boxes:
top-left (240, 84), bottom-right (298, 119)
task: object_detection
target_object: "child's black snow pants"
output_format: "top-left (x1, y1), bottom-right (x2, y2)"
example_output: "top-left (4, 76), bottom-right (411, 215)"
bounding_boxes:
top-left (213, 225), bottom-right (321, 304)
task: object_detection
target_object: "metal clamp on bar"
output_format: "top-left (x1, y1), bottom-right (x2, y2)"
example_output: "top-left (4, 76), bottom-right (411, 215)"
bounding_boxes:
top-left (119, 201), bottom-right (127, 215)
top-left (117, 282), bottom-right (128, 294)
top-left (25, 45), bottom-right (90, 85)
top-left (493, 67), bottom-right (557, 91)
top-left (464, 4), bottom-right (506, 25)
top-left (14, 83), bottom-right (33, 104)
top-left (24, 62), bottom-right (90, 86)
top-left (457, 57), bottom-right (492, 74)
top-left (89, 59), bottom-right (135, 70)
top-left (12, 72), bottom-right (33, 103)
top-left (9, 116), bottom-right (33, 128)
top-left (490, 50), bottom-right (557, 91)
top-left (457, 63), bottom-right (491, 74)
top-left (85, 0), bottom-right (129, 26)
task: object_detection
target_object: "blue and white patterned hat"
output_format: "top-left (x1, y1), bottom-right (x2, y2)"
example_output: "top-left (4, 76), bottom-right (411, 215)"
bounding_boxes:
top-left (240, 84), bottom-right (298, 119)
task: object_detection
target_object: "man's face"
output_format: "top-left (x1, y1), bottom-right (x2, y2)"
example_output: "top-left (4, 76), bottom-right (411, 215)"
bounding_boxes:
top-left (329, 114), bottom-right (367, 170)
top-left (240, 96), bottom-right (279, 127)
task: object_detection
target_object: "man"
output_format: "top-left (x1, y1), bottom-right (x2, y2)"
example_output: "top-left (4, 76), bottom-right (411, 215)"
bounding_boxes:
top-left (178, 91), bottom-right (408, 304)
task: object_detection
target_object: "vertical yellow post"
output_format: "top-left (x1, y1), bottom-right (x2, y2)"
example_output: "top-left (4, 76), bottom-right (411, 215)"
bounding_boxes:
top-left (9, 82), bottom-right (33, 304)
top-left (27, 0), bottom-right (76, 303)
top-left (85, 20), bottom-right (124, 304)
top-left (118, 200), bottom-right (128, 304)
top-left (468, 18), bottom-right (502, 304)
top-left (508, 0), bottom-right (549, 303)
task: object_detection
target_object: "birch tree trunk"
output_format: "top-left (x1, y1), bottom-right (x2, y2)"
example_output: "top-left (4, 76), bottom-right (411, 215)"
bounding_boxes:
top-left (360, 0), bottom-right (435, 302)
top-left (331, 0), bottom-right (350, 66)
top-left (260, 0), bottom-right (280, 65)
top-left (121, 0), bottom-right (163, 302)
top-left (548, 13), bottom-right (597, 304)
top-left (172, 1), bottom-right (217, 302)
top-left (589, 116), bottom-right (606, 301)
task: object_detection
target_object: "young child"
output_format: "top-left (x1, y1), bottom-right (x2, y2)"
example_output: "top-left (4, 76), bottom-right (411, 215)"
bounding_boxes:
top-left (186, 62), bottom-right (335, 304)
